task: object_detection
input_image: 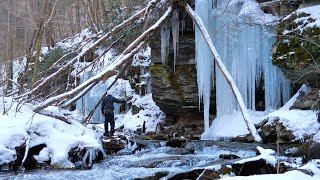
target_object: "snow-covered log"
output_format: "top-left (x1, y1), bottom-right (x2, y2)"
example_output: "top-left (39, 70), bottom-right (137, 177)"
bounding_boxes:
top-left (185, 4), bottom-right (262, 142)
top-left (16, 0), bottom-right (163, 101)
top-left (33, 6), bottom-right (173, 113)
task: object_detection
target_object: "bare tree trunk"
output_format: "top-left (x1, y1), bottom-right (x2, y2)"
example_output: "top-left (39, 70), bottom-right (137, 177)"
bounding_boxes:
top-left (45, 0), bottom-right (55, 49)
top-left (76, 0), bottom-right (81, 33)
top-left (5, 0), bottom-right (15, 94)
top-left (31, 24), bottom-right (44, 86)
top-left (79, 0), bottom-right (98, 33)
top-left (99, 0), bottom-right (108, 25)
top-left (185, 4), bottom-right (262, 142)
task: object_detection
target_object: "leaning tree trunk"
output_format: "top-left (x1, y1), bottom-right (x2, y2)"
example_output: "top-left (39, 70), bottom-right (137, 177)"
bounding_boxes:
top-left (185, 4), bottom-right (262, 142)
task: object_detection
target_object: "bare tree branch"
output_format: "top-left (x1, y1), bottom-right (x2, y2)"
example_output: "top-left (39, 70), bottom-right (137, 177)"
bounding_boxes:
top-left (32, 5), bottom-right (172, 113)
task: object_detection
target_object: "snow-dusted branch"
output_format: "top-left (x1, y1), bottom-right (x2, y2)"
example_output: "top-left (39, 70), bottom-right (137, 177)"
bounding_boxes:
top-left (185, 4), bottom-right (262, 142)
top-left (60, 81), bottom-right (98, 108)
top-left (17, 0), bottom-right (162, 101)
top-left (82, 60), bottom-right (132, 124)
top-left (33, 6), bottom-right (172, 113)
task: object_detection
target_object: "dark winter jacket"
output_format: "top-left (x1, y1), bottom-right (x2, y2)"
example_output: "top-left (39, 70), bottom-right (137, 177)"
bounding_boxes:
top-left (101, 94), bottom-right (125, 113)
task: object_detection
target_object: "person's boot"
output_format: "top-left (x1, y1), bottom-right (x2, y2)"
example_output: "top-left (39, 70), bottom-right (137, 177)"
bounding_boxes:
top-left (103, 132), bottom-right (109, 136)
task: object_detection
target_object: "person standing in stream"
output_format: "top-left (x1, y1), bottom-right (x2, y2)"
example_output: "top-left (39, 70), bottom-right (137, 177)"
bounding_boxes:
top-left (101, 91), bottom-right (127, 136)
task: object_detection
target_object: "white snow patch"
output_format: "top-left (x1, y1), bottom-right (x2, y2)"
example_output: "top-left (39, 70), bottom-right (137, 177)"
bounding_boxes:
top-left (116, 94), bottom-right (165, 133)
top-left (300, 159), bottom-right (320, 176)
top-left (283, 5), bottom-right (320, 33)
top-left (235, 146), bottom-right (276, 166)
top-left (0, 97), bottom-right (102, 166)
top-left (266, 109), bottom-right (319, 141)
top-left (202, 111), bottom-right (267, 140)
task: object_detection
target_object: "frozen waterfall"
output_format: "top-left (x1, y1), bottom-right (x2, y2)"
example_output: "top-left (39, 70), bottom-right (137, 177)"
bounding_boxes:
top-left (195, 0), bottom-right (291, 139)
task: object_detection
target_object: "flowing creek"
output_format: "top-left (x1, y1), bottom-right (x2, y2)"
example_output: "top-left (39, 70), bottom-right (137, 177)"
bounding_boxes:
top-left (1, 141), bottom-right (270, 179)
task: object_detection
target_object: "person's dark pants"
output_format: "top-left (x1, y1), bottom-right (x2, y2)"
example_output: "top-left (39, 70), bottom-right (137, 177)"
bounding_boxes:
top-left (104, 111), bottom-right (115, 136)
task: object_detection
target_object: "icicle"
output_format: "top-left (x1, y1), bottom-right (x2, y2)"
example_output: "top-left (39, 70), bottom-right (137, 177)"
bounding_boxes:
top-left (181, 18), bottom-right (185, 35)
top-left (172, 10), bottom-right (179, 71)
top-left (82, 147), bottom-right (96, 167)
top-left (160, 22), bottom-right (170, 64)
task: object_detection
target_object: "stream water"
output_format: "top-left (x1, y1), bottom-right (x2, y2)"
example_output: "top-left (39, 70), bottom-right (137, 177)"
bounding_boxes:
top-left (1, 141), bottom-right (264, 180)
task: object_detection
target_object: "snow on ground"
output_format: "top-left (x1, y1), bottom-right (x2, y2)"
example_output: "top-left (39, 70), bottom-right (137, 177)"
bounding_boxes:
top-left (266, 85), bottom-right (319, 141)
top-left (57, 28), bottom-right (95, 50)
top-left (266, 109), bottom-right (319, 141)
top-left (235, 146), bottom-right (276, 166)
top-left (283, 4), bottom-right (320, 33)
top-left (0, 97), bottom-right (102, 167)
top-left (201, 110), bottom-right (268, 140)
top-left (202, 84), bottom-right (320, 142)
top-left (115, 94), bottom-right (165, 133)
top-left (218, 146), bottom-right (320, 179)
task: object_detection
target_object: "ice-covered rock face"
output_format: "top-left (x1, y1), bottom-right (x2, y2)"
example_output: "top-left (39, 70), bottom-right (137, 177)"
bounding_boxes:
top-left (272, 5), bottom-right (320, 86)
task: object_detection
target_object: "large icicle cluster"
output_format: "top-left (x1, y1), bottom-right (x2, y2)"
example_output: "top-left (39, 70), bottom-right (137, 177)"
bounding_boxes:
top-left (195, 0), bottom-right (291, 139)
top-left (195, 0), bottom-right (215, 132)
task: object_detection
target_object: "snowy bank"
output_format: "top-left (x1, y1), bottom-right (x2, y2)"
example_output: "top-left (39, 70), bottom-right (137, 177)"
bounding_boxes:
top-left (115, 94), bottom-right (165, 133)
top-left (0, 97), bottom-right (103, 170)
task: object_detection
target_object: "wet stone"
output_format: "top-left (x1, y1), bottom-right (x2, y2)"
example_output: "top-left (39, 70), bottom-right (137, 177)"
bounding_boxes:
top-left (219, 154), bottom-right (241, 160)
top-left (166, 138), bottom-right (187, 148)
top-left (102, 139), bottom-right (125, 154)
top-left (168, 169), bottom-right (204, 180)
top-left (133, 171), bottom-right (169, 180)
top-left (293, 141), bottom-right (320, 163)
top-left (232, 159), bottom-right (276, 176)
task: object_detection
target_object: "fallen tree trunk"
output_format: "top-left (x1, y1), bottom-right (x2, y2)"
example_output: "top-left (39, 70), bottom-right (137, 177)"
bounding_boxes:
top-left (185, 4), bottom-right (262, 142)
top-left (33, 6), bottom-right (172, 113)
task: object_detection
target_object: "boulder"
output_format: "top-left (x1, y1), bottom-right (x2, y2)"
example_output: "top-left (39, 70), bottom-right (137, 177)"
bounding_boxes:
top-left (138, 133), bottom-right (169, 141)
top-left (168, 169), bottom-right (204, 180)
top-left (169, 165), bottom-right (233, 180)
top-left (166, 138), bottom-right (187, 148)
top-left (290, 88), bottom-right (320, 110)
top-left (231, 135), bottom-right (255, 143)
top-left (102, 139), bottom-right (125, 154)
top-left (272, 6), bottom-right (320, 85)
top-left (198, 165), bottom-right (234, 180)
top-left (134, 171), bottom-right (169, 180)
top-left (293, 141), bottom-right (320, 163)
top-left (258, 117), bottom-right (295, 143)
top-left (232, 159), bottom-right (276, 176)
top-left (219, 154), bottom-right (241, 160)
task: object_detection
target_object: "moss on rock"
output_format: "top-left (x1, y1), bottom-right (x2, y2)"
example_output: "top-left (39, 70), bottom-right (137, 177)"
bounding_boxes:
top-left (272, 11), bottom-right (320, 85)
